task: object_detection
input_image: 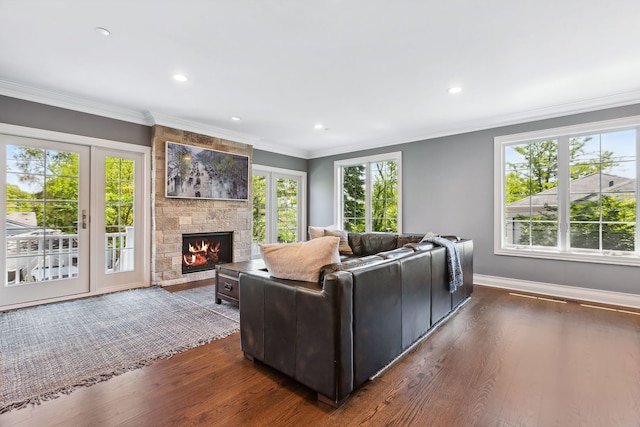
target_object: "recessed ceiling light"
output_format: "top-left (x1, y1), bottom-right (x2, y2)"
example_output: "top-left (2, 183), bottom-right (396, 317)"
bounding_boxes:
top-left (95, 27), bottom-right (110, 36)
top-left (448, 87), bottom-right (463, 94)
top-left (231, 116), bottom-right (242, 121)
top-left (314, 123), bottom-right (325, 130)
top-left (173, 74), bottom-right (188, 82)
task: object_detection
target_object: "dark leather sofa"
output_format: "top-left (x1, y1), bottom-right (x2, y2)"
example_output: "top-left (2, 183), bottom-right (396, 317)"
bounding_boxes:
top-left (239, 232), bottom-right (473, 406)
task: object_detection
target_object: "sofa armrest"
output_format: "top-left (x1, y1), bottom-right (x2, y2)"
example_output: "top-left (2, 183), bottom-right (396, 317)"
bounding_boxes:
top-left (350, 259), bottom-right (403, 386)
top-left (239, 269), bottom-right (355, 405)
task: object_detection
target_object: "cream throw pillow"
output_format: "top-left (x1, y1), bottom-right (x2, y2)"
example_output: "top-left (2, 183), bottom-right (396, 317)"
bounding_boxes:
top-left (324, 229), bottom-right (353, 255)
top-left (308, 224), bottom-right (339, 240)
top-left (259, 236), bottom-right (341, 282)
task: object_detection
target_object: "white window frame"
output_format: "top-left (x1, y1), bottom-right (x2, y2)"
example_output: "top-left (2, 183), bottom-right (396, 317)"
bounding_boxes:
top-left (334, 151), bottom-right (402, 233)
top-left (252, 164), bottom-right (307, 258)
top-left (494, 115), bottom-right (640, 266)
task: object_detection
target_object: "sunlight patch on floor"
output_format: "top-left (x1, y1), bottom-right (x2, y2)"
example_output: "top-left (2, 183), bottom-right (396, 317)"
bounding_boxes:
top-left (580, 303), bottom-right (640, 315)
top-left (509, 292), bottom-right (566, 304)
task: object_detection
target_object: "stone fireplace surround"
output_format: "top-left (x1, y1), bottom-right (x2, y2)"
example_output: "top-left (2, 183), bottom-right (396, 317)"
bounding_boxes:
top-left (152, 125), bottom-right (252, 287)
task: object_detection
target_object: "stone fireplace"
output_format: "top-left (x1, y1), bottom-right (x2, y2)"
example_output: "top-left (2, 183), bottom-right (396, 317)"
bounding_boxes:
top-left (152, 125), bottom-right (252, 287)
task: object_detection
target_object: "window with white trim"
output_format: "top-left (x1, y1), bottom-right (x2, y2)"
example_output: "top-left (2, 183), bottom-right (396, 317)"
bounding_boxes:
top-left (335, 152), bottom-right (402, 233)
top-left (495, 116), bottom-right (639, 265)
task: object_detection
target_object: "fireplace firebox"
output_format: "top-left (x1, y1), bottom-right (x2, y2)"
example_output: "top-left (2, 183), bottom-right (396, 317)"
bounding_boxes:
top-left (181, 231), bottom-right (233, 274)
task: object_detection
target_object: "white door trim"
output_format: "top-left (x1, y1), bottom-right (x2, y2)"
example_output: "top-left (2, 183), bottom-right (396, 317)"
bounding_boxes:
top-left (0, 122), bottom-right (151, 310)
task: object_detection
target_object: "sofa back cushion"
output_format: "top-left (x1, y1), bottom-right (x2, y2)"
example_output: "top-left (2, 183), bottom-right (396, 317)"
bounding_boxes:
top-left (351, 233), bottom-right (398, 256)
top-left (347, 233), bottom-right (363, 255)
top-left (396, 234), bottom-right (425, 248)
top-left (348, 232), bottom-right (430, 256)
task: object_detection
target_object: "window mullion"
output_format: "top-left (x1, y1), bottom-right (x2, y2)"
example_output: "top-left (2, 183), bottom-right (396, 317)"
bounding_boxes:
top-left (264, 172), bottom-right (273, 243)
top-left (557, 136), bottom-right (570, 251)
top-left (636, 126), bottom-right (640, 255)
top-left (365, 162), bottom-right (372, 232)
top-left (270, 173), bottom-right (283, 243)
top-left (337, 166), bottom-right (344, 229)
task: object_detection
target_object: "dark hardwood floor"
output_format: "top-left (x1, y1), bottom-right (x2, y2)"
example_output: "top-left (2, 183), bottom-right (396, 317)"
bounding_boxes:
top-left (2, 285), bottom-right (639, 427)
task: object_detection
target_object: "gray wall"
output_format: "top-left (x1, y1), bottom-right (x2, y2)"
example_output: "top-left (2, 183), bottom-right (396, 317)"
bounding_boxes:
top-left (253, 149), bottom-right (307, 171)
top-left (309, 103), bottom-right (640, 295)
top-left (0, 96), bottom-right (309, 173)
top-left (0, 95), bottom-right (151, 146)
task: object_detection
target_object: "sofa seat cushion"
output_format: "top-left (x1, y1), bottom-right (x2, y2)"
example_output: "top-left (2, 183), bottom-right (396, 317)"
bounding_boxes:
top-left (377, 247), bottom-right (415, 259)
top-left (260, 236), bottom-right (341, 283)
top-left (320, 255), bottom-right (385, 280)
top-left (403, 242), bottom-right (435, 252)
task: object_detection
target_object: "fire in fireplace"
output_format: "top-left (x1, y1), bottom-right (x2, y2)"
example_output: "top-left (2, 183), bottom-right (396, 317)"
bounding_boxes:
top-left (182, 231), bottom-right (233, 274)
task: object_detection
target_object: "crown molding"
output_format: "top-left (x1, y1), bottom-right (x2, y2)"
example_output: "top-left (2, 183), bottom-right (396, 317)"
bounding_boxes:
top-left (2, 79), bottom-right (639, 160)
top-left (146, 111), bottom-right (310, 159)
top-left (0, 79), bottom-right (152, 125)
top-left (308, 89), bottom-right (640, 158)
top-left (0, 79), bottom-right (311, 158)
top-left (251, 139), bottom-right (310, 159)
top-left (146, 111), bottom-right (260, 145)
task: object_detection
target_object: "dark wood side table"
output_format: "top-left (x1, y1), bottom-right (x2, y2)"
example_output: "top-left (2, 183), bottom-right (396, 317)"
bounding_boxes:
top-left (216, 259), bottom-right (266, 307)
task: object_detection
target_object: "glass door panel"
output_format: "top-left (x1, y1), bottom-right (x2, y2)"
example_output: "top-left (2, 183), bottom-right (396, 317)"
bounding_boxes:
top-left (252, 174), bottom-right (267, 257)
top-left (1, 136), bottom-right (89, 307)
top-left (92, 148), bottom-right (146, 290)
top-left (104, 156), bottom-right (135, 273)
top-left (276, 177), bottom-right (299, 243)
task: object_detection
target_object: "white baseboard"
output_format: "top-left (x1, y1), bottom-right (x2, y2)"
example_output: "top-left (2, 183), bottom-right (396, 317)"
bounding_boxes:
top-left (474, 274), bottom-right (640, 309)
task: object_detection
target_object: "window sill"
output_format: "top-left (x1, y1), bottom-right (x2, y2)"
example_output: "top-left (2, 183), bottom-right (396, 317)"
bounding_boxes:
top-left (495, 247), bottom-right (640, 267)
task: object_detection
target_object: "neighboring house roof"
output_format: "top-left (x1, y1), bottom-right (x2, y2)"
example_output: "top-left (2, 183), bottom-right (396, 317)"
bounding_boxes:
top-left (5, 212), bottom-right (62, 238)
top-left (6, 219), bottom-right (36, 236)
top-left (6, 212), bottom-right (37, 226)
top-left (507, 173), bottom-right (636, 216)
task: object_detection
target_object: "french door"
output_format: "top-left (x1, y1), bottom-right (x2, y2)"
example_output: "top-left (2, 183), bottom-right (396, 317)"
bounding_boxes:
top-left (1, 130), bottom-right (149, 309)
top-left (91, 148), bottom-right (147, 291)
top-left (252, 165), bottom-right (307, 258)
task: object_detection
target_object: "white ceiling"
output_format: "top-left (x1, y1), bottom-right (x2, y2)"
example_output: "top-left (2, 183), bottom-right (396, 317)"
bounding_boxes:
top-left (2, 1), bottom-right (640, 159)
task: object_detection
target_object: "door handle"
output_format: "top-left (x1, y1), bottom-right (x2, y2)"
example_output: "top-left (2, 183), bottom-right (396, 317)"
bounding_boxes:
top-left (82, 209), bottom-right (88, 229)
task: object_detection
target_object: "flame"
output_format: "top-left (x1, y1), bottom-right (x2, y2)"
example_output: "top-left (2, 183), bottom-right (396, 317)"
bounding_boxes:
top-left (183, 240), bottom-right (218, 268)
top-left (188, 240), bottom-right (210, 253)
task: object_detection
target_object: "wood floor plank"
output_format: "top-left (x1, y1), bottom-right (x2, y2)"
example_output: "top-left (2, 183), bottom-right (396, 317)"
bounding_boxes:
top-left (1, 285), bottom-right (639, 426)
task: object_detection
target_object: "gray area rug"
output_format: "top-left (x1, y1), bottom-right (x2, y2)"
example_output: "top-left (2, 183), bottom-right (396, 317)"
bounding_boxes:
top-left (0, 286), bottom-right (239, 414)
top-left (174, 284), bottom-right (239, 322)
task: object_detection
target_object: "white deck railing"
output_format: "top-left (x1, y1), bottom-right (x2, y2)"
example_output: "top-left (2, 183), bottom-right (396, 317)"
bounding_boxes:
top-left (6, 227), bottom-right (134, 284)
